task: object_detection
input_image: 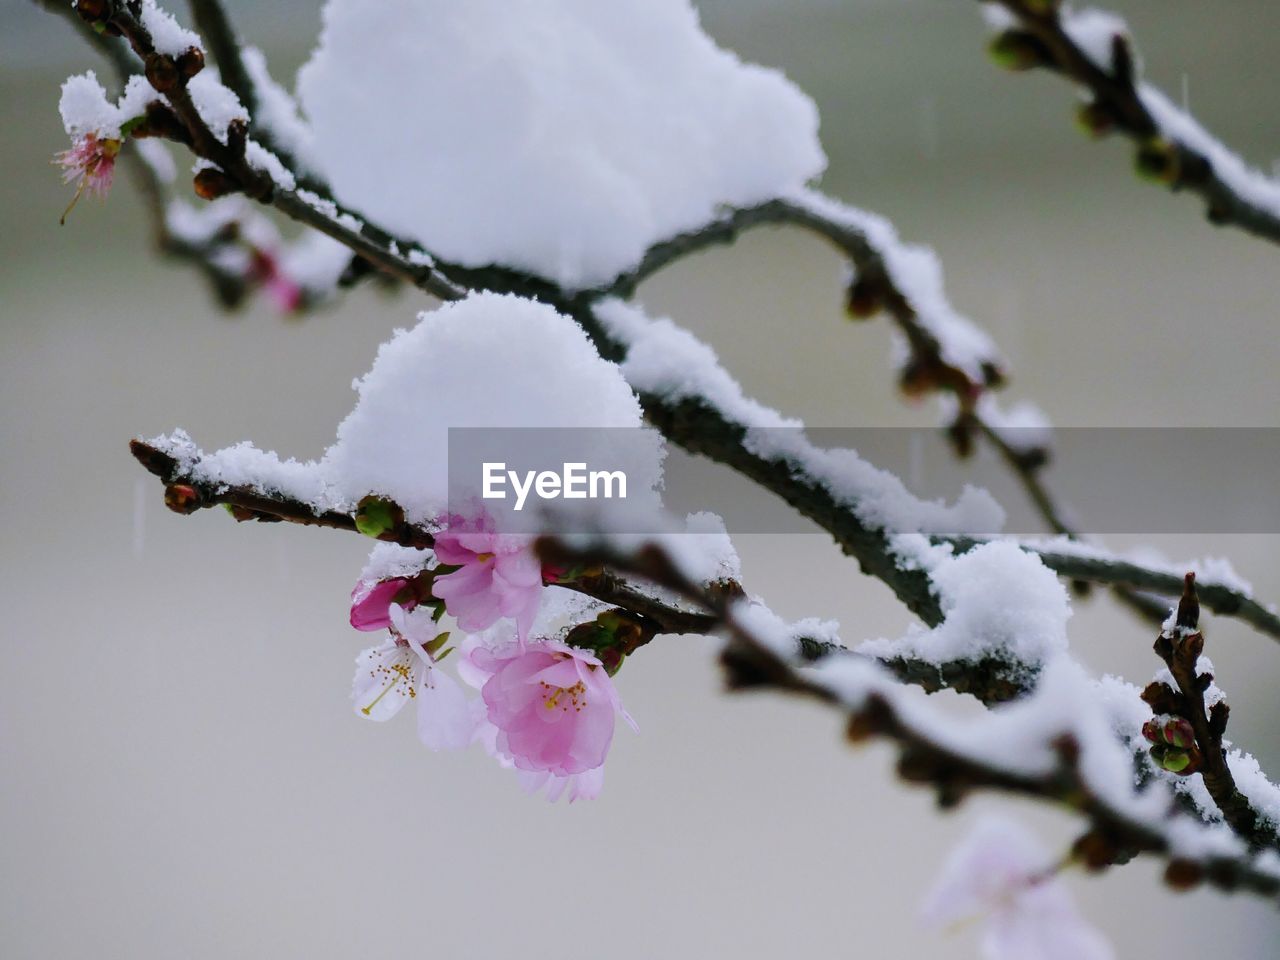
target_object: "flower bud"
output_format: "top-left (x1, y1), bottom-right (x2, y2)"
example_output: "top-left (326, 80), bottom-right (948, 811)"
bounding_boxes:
top-left (979, 361), bottom-right (1006, 389)
top-left (1208, 700), bottom-right (1230, 739)
top-left (226, 118), bottom-right (248, 157)
top-left (845, 275), bottom-right (881, 319)
top-left (1150, 743), bottom-right (1197, 775)
top-left (193, 167), bottom-right (239, 200)
top-left (1075, 101), bottom-right (1116, 139)
top-left (1175, 571), bottom-right (1200, 630)
top-left (144, 53), bottom-right (181, 94)
top-left (1162, 717), bottom-right (1197, 750)
top-left (1072, 830), bottom-right (1119, 872)
top-left (164, 483), bottom-right (202, 514)
top-left (353, 495), bottom-right (402, 539)
top-left (988, 31), bottom-right (1053, 72)
top-left (222, 502), bottom-right (256, 522)
top-left (1140, 680), bottom-right (1180, 714)
top-left (1135, 139), bottom-right (1181, 186)
top-left (176, 46), bottom-right (205, 80)
top-left (74, 0), bottom-right (110, 23)
top-left (1164, 858), bottom-right (1204, 891)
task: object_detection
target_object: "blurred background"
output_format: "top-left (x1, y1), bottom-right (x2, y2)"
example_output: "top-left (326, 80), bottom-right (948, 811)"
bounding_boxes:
top-left (3, 0), bottom-right (1280, 956)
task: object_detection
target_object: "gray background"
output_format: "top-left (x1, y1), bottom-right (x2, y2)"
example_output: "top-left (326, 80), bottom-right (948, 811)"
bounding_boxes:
top-left (3, 1), bottom-right (1280, 956)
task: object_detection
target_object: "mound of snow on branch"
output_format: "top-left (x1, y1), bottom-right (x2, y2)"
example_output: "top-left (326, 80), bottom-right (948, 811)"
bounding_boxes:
top-left (297, 0), bottom-right (825, 289)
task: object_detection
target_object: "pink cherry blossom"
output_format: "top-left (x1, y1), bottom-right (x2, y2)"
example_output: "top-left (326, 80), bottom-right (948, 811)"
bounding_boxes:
top-left (351, 604), bottom-right (476, 751)
top-left (431, 516), bottom-right (544, 642)
top-left (464, 638), bottom-right (635, 782)
top-left (920, 817), bottom-right (1113, 960)
top-left (349, 576), bottom-right (417, 631)
top-left (249, 248), bottom-right (304, 315)
top-left (55, 133), bottom-right (120, 223)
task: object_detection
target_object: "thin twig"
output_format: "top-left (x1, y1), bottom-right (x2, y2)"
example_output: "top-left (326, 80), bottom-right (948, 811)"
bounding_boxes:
top-left (985, 0), bottom-right (1280, 246)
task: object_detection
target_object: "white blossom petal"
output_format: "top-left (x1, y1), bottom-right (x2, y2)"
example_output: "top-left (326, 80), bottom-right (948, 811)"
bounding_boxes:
top-left (351, 642), bottom-right (422, 722)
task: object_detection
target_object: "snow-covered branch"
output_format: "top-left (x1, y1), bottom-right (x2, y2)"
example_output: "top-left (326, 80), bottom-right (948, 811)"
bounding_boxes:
top-left (948, 537), bottom-right (1280, 644)
top-left (980, 0), bottom-right (1280, 246)
top-left (46, 0), bottom-right (1280, 647)
top-left (545, 537), bottom-right (1280, 900)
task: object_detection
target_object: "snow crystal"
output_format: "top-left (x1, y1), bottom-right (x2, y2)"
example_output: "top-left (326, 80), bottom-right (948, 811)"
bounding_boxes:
top-left (296, 0), bottom-right (824, 290)
top-left (139, 0), bottom-right (200, 58)
top-left (860, 541), bottom-right (1070, 669)
top-left (595, 298), bottom-right (1005, 538)
top-left (323, 292), bottom-right (659, 523)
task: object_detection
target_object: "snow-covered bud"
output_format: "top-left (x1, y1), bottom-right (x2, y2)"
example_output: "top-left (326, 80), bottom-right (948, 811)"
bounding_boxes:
top-left (163, 483), bottom-right (202, 514)
top-left (987, 31), bottom-right (1053, 72)
top-left (176, 47), bottom-right (205, 81)
top-left (1134, 139), bottom-right (1181, 186)
top-left (193, 167), bottom-right (239, 200)
top-left (1075, 101), bottom-right (1116, 139)
top-left (144, 53), bottom-right (182, 94)
top-left (353, 495), bottom-right (402, 539)
top-left (1143, 715), bottom-right (1197, 749)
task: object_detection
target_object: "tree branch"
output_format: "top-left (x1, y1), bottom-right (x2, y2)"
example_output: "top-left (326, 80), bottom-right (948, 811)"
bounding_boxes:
top-left (42, 2), bottom-right (1280, 649)
top-left (546, 538), bottom-right (1280, 902)
top-left (983, 0), bottom-right (1280, 246)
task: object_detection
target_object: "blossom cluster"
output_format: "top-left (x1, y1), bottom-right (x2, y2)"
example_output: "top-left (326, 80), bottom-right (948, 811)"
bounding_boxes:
top-left (348, 515), bottom-right (633, 802)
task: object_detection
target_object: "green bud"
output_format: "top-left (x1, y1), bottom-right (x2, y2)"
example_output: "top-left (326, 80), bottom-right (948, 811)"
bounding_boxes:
top-left (1160, 749), bottom-right (1193, 773)
top-left (1135, 139), bottom-right (1181, 186)
top-left (1075, 101), bottom-right (1115, 139)
top-left (354, 495), bottom-right (400, 538)
top-left (988, 31), bottom-right (1051, 72)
